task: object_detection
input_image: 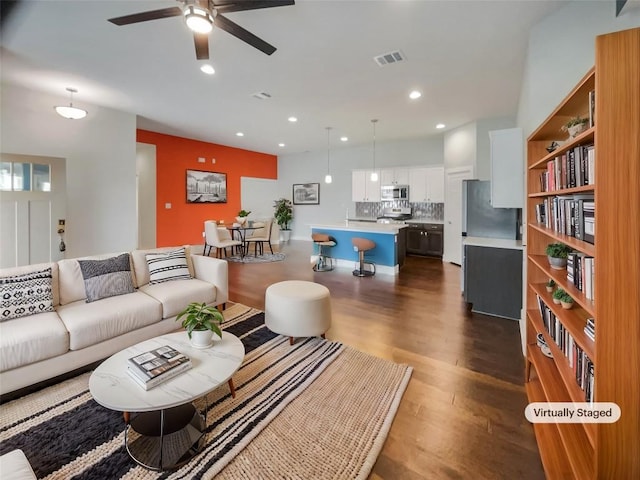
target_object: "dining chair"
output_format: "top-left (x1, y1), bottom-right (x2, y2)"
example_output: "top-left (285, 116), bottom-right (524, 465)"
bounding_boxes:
top-left (245, 219), bottom-right (273, 256)
top-left (204, 220), bottom-right (242, 258)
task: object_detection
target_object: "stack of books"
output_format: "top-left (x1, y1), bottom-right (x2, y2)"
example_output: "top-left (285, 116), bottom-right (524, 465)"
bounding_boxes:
top-left (127, 345), bottom-right (192, 390)
top-left (584, 317), bottom-right (595, 342)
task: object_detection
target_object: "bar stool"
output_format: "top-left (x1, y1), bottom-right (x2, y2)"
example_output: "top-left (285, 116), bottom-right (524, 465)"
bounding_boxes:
top-left (352, 237), bottom-right (376, 277)
top-left (311, 233), bottom-right (337, 272)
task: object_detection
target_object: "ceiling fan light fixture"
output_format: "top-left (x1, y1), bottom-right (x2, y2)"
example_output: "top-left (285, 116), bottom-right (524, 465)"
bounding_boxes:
top-left (54, 88), bottom-right (87, 120)
top-left (184, 5), bottom-right (213, 34)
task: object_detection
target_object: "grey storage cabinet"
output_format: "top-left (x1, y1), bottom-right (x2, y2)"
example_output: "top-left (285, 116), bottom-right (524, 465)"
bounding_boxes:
top-left (463, 245), bottom-right (522, 320)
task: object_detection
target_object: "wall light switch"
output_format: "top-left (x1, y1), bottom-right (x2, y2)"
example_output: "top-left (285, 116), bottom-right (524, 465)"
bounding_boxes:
top-left (198, 157), bottom-right (205, 163)
top-left (165, 203), bottom-right (172, 209)
top-left (211, 158), bottom-right (216, 164)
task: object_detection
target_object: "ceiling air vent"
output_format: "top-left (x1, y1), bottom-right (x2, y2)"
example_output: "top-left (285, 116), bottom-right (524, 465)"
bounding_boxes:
top-left (251, 92), bottom-right (272, 100)
top-left (373, 50), bottom-right (406, 67)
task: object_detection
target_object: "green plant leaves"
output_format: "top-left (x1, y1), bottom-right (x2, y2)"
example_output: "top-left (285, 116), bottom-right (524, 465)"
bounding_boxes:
top-left (176, 301), bottom-right (224, 339)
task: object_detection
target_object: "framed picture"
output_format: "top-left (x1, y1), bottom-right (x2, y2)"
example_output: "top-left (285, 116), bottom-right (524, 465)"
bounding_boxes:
top-left (293, 183), bottom-right (320, 205)
top-left (186, 170), bottom-right (227, 203)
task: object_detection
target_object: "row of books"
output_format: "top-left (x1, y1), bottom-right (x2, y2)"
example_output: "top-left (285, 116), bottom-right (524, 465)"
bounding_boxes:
top-left (539, 144), bottom-right (595, 192)
top-left (567, 253), bottom-right (595, 301)
top-left (534, 194), bottom-right (595, 244)
top-left (584, 317), bottom-right (595, 342)
top-left (536, 295), bottom-right (595, 403)
top-left (127, 345), bottom-right (192, 390)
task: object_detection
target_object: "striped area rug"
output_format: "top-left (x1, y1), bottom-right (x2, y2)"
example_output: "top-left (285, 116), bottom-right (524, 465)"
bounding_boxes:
top-left (0, 304), bottom-right (412, 479)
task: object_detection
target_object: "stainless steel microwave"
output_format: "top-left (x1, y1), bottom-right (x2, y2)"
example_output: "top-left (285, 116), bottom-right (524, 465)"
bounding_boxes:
top-left (381, 185), bottom-right (409, 201)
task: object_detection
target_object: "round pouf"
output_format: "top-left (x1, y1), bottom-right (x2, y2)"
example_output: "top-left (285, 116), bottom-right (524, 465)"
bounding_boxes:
top-left (265, 280), bottom-right (332, 345)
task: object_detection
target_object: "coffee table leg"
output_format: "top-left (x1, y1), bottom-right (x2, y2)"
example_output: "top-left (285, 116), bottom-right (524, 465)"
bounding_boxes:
top-left (123, 412), bottom-right (130, 424)
top-left (227, 378), bottom-right (236, 398)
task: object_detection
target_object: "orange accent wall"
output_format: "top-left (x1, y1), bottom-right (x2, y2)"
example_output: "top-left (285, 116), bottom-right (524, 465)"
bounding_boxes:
top-left (137, 130), bottom-right (277, 247)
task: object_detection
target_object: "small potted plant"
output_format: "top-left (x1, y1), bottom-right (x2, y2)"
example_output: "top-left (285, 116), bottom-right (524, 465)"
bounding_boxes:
top-left (552, 288), bottom-right (565, 305)
top-left (561, 116), bottom-right (589, 138)
top-left (545, 279), bottom-right (556, 293)
top-left (236, 209), bottom-right (251, 226)
top-left (273, 198), bottom-right (293, 243)
top-left (560, 292), bottom-right (574, 310)
top-left (176, 302), bottom-right (224, 348)
top-left (546, 243), bottom-right (571, 270)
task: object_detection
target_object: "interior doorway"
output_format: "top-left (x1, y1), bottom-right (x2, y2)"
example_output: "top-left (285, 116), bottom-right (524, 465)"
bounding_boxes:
top-left (443, 165), bottom-right (474, 266)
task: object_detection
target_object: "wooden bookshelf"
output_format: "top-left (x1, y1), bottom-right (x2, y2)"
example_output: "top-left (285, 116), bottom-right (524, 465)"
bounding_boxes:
top-left (525, 27), bottom-right (640, 479)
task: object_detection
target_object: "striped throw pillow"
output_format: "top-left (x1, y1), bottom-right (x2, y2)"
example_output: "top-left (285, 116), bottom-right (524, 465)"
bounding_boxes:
top-left (146, 248), bottom-right (192, 285)
top-left (0, 267), bottom-right (55, 320)
top-left (78, 253), bottom-right (135, 303)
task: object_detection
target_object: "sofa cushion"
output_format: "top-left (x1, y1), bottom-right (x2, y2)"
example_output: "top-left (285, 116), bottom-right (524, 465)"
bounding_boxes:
top-left (0, 263), bottom-right (59, 307)
top-left (0, 267), bottom-right (55, 321)
top-left (140, 278), bottom-right (216, 319)
top-left (0, 311), bottom-right (69, 371)
top-left (78, 253), bottom-right (135, 302)
top-left (131, 246), bottom-right (194, 288)
top-left (0, 449), bottom-right (37, 480)
top-left (56, 291), bottom-right (162, 350)
top-left (58, 253), bottom-right (131, 305)
top-left (146, 248), bottom-right (191, 285)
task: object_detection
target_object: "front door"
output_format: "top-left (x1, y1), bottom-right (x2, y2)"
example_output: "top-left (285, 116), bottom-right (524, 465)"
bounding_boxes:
top-left (0, 154), bottom-right (66, 268)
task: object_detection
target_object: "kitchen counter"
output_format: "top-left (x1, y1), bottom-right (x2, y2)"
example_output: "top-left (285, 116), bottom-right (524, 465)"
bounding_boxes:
top-left (463, 236), bottom-right (523, 250)
top-left (313, 221), bottom-right (407, 235)
top-left (405, 218), bottom-right (445, 225)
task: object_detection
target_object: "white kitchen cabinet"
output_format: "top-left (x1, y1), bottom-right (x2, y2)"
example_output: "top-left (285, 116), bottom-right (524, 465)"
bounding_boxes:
top-left (380, 168), bottom-right (409, 185)
top-left (352, 170), bottom-right (381, 202)
top-left (409, 166), bottom-right (444, 203)
top-left (489, 128), bottom-right (523, 208)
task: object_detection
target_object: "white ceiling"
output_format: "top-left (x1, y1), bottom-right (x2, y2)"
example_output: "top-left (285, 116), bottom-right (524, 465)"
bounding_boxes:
top-left (1, 0), bottom-right (568, 156)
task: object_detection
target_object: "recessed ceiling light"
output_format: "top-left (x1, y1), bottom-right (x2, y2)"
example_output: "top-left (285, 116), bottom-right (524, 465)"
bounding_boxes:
top-left (200, 64), bottom-right (215, 75)
top-left (236, 132), bottom-right (244, 137)
top-left (288, 116), bottom-right (298, 122)
top-left (340, 136), bottom-right (348, 142)
top-left (436, 123), bottom-right (446, 129)
top-left (409, 90), bottom-right (422, 100)
top-left (278, 143), bottom-right (285, 147)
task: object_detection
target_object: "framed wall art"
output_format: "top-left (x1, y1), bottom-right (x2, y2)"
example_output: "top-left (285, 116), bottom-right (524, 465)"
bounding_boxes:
top-left (293, 183), bottom-right (320, 205)
top-left (186, 170), bottom-right (227, 203)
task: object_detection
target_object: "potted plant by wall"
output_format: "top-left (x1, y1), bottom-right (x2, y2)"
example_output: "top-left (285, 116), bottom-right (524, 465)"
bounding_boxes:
top-left (552, 287), bottom-right (565, 305)
top-left (546, 242), bottom-right (571, 270)
top-left (545, 279), bottom-right (556, 293)
top-left (176, 302), bottom-right (224, 349)
top-left (236, 209), bottom-right (251, 226)
top-left (273, 198), bottom-right (293, 243)
top-left (560, 291), bottom-right (574, 310)
top-left (561, 116), bottom-right (589, 139)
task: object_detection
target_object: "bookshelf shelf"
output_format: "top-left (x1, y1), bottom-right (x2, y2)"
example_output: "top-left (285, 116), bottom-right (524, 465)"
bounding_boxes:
top-left (525, 28), bottom-right (640, 479)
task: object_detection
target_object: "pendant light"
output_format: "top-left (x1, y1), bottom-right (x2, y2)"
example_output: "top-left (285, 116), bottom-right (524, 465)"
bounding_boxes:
top-left (370, 119), bottom-right (379, 182)
top-left (54, 88), bottom-right (87, 120)
top-left (325, 127), bottom-right (333, 184)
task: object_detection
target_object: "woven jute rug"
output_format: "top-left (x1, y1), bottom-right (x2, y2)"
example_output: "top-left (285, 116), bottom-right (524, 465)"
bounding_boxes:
top-left (0, 303), bottom-right (412, 479)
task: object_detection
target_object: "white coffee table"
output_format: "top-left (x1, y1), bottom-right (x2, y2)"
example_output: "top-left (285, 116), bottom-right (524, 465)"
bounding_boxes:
top-left (89, 331), bottom-right (245, 471)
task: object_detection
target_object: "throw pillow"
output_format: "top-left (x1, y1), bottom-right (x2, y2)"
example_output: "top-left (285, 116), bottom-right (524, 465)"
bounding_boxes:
top-left (0, 267), bottom-right (55, 321)
top-left (78, 253), bottom-right (135, 303)
top-left (146, 247), bottom-right (192, 285)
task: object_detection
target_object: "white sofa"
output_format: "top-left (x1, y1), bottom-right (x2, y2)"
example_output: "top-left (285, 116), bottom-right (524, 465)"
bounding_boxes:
top-left (0, 246), bottom-right (228, 396)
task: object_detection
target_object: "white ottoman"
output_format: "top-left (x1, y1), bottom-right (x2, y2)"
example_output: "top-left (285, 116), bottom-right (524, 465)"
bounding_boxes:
top-left (265, 280), bottom-right (332, 345)
top-left (0, 450), bottom-right (37, 480)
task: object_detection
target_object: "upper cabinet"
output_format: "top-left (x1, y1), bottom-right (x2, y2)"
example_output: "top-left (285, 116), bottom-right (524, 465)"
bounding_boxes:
top-left (409, 166), bottom-right (444, 203)
top-left (489, 128), bottom-right (523, 208)
top-left (380, 168), bottom-right (410, 185)
top-left (351, 170), bottom-right (381, 202)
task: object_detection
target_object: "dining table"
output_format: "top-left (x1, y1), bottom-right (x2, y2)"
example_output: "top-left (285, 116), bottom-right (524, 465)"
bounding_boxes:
top-left (226, 224), bottom-right (261, 258)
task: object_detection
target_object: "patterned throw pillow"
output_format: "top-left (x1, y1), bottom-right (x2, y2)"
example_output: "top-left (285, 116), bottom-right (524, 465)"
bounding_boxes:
top-left (78, 253), bottom-right (135, 303)
top-left (146, 248), bottom-right (192, 285)
top-left (0, 267), bottom-right (55, 321)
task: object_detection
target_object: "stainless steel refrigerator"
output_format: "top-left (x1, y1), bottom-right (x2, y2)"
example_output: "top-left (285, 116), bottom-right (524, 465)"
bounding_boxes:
top-left (461, 180), bottom-right (518, 239)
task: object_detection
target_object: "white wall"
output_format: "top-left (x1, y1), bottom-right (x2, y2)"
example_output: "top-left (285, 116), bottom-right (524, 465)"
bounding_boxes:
top-left (475, 117), bottom-right (516, 180)
top-left (444, 122), bottom-right (476, 172)
top-left (136, 143), bottom-right (156, 250)
top-left (277, 136), bottom-right (444, 240)
top-left (1, 83), bottom-right (137, 258)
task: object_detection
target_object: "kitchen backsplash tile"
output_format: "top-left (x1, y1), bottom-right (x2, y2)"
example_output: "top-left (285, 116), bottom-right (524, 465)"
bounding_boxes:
top-left (355, 201), bottom-right (444, 220)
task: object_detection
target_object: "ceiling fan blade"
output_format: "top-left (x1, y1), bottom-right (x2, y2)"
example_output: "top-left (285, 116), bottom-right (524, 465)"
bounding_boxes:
top-left (194, 33), bottom-right (210, 60)
top-left (214, 13), bottom-right (276, 55)
top-left (214, 1), bottom-right (294, 14)
top-left (108, 7), bottom-right (182, 26)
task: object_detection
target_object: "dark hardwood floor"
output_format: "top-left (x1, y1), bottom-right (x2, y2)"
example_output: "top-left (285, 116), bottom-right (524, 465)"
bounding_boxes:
top-left (227, 240), bottom-right (545, 480)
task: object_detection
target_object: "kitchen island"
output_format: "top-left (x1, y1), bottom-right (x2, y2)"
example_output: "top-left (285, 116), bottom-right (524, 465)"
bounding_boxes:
top-left (310, 221), bottom-right (407, 275)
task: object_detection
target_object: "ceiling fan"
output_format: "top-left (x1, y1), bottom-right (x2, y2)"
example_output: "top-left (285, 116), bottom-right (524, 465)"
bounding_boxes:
top-left (108, 0), bottom-right (295, 60)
